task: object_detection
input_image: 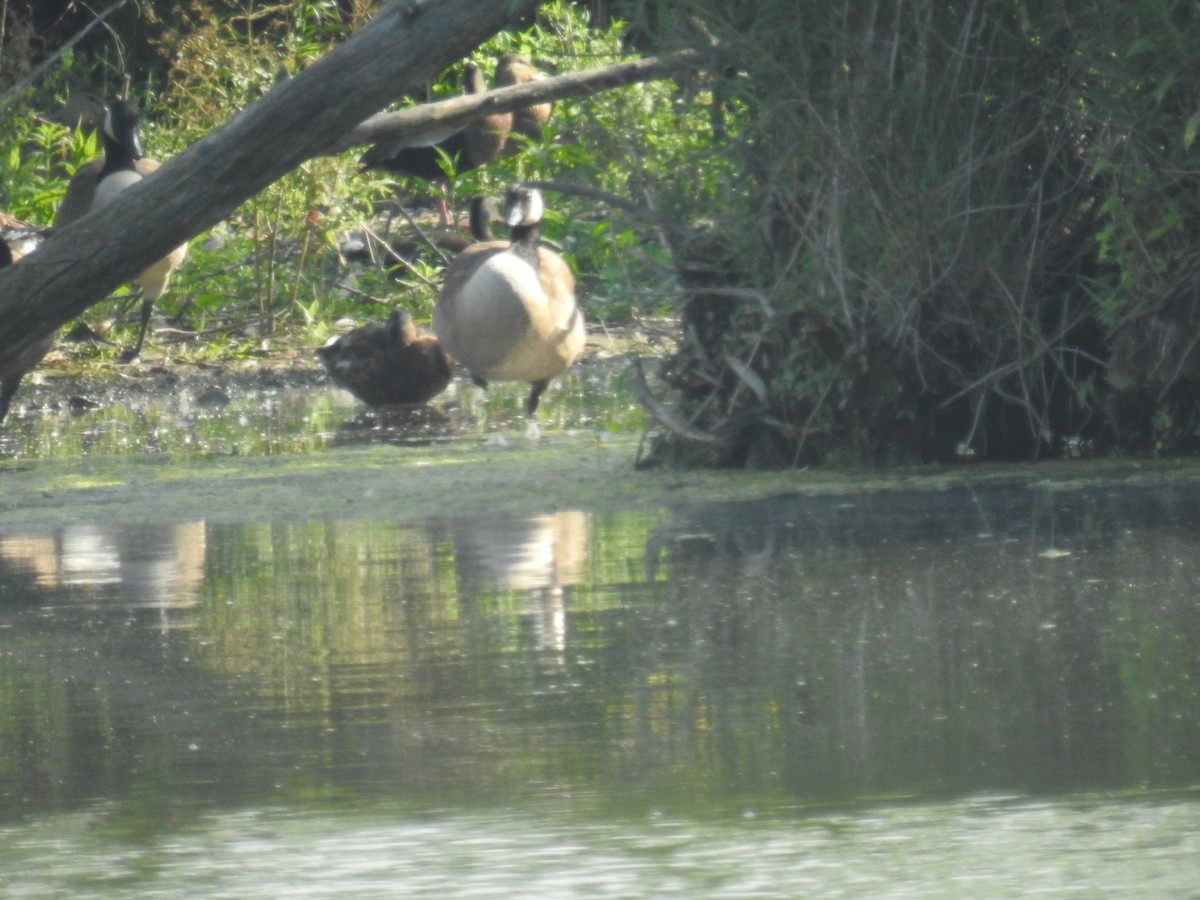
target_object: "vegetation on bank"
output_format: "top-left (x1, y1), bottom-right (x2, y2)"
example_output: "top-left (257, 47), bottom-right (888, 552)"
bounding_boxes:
top-left (3, 0), bottom-right (1200, 467)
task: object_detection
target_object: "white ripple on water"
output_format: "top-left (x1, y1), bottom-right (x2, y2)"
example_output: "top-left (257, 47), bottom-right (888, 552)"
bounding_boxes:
top-left (2, 792), bottom-right (1199, 898)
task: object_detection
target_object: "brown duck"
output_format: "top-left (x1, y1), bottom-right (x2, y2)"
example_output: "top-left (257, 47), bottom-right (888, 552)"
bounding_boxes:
top-left (318, 307), bottom-right (454, 406)
top-left (494, 53), bottom-right (554, 152)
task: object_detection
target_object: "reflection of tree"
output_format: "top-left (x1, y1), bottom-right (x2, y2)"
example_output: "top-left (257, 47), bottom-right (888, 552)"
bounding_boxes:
top-left (6, 485), bottom-right (1196, 821)
top-left (0, 577), bottom-right (288, 819)
top-left (636, 486), bottom-right (1200, 803)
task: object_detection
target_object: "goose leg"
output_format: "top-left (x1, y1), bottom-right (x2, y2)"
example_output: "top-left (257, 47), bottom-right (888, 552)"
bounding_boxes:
top-left (0, 378), bottom-right (16, 423)
top-left (119, 296), bottom-right (155, 363)
top-left (526, 378), bottom-right (550, 415)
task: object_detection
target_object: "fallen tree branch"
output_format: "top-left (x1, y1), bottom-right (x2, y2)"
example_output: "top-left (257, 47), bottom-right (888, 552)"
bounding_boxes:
top-left (323, 50), bottom-right (703, 156)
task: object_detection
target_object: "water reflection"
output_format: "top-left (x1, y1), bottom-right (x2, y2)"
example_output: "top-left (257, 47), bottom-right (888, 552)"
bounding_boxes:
top-left (2, 482), bottom-right (1200, 890)
top-left (448, 511), bottom-right (590, 661)
top-left (0, 364), bottom-right (644, 461)
top-left (1, 521), bottom-right (204, 612)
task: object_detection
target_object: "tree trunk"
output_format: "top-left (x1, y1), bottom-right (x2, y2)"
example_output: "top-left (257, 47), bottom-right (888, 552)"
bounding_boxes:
top-left (0, 0), bottom-right (542, 368)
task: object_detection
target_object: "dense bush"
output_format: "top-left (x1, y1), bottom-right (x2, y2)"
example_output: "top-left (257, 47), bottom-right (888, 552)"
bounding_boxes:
top-left (616, 0), bottom-right (1200, 465)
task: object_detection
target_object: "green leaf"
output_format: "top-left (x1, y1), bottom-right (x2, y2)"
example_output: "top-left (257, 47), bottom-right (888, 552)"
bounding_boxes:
top-left (1185, 108), bottom-right (1200, 150)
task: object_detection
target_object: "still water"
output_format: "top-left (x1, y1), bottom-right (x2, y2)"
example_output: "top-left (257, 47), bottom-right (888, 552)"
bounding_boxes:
top-left (2, 380), bottom-right (1200, 895)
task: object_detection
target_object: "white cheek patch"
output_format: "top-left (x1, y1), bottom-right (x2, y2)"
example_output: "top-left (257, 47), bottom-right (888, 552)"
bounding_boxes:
top-left (526, 190), bottom-right (544, 224)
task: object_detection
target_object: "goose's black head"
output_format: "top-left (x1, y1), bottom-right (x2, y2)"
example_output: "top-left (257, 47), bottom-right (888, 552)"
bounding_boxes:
top-left (468, 195), bottom-right (501, 241)
top-left (102, 99), bottom-right (145, 167)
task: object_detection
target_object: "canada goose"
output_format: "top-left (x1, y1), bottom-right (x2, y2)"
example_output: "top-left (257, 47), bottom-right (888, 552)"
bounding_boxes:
top-left (494, 53), bottom-right (553, 151)
top-left (53, 98), bottom-right (189, 362)
top-left (317, 307), bottom-right (454, 407)
top-left (433, 185), bottom-right (585, 415)
top-left (359, 63), bottom-right (512, 226)
top-left (0, 223), bottom-right (53, 423)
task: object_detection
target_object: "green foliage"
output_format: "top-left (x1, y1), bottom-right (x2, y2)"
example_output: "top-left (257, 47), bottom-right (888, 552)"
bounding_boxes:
top-left (607, 0), bottom-right (1200, 464)
top-left (1, 119), bottom-right (94, 222)
top-left (459, 1), bottom-right (740, 322)
top-left (10, 0), bottom-right (1199, 462)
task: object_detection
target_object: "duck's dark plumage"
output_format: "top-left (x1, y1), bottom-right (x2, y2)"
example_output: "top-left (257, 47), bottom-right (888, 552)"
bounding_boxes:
top-left (317, 307), bottom-right (454, 406)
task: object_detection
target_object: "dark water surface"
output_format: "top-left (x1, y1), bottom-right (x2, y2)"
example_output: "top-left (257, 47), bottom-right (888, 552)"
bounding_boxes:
top-left (2, 468), bottom-right (1200, 895)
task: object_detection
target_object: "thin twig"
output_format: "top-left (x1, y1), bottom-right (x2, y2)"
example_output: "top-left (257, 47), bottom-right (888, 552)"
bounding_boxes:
top-left (0, 0), bottom-right (129, 113)
top-left (357, 222), bottom-right (440, 289)
top-left (628, 355), bottom-right (729, 446)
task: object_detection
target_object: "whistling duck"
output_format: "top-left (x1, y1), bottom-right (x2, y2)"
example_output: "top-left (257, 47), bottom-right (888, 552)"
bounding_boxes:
top-left (54, 98), bottom-right (188, 362)
top-left (433, 185), bottom-right (585, 415)
top-left (359, 63), bottom-right (512, 226)
top-left (494, 53), bottom-right (553, 152)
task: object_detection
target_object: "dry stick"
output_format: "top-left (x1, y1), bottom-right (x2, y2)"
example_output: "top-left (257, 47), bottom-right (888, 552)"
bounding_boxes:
top-left (0, 0), bottom-right (129, 113)
top-left (628, 356), bottom-right (728, 447)
top-left (526, 179), bottom-right (695, 237)
top-left (357, 221), bottom-right (441, 289)
top-left (394, 205), bottom-right (454, 268)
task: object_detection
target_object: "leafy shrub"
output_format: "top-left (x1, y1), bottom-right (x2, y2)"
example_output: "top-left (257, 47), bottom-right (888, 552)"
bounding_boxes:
top-left (615, 0), bottom-right (1200, 465)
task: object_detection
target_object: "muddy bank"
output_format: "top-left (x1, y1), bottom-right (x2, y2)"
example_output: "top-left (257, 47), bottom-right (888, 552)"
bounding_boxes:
top-left (5, 424), bottom-right (1200, 532)
top-left (10, 317), bottom-right (676, 416)
top-left (15, 356), bottom-right (328, 417)
top-left (4, 321), bottom-right (1200, 532)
